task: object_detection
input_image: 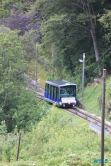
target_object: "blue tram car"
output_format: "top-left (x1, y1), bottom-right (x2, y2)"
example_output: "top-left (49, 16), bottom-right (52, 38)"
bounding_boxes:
top-left (44, 80), bottom-right (77, 108)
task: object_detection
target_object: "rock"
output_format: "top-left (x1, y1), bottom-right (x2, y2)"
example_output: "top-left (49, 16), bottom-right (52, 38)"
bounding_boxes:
top-left (94, 78), bottom-right (101, 84)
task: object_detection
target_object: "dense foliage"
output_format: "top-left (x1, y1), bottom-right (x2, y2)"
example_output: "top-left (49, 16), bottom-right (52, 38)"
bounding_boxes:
top-left (0, 1), bottom-right (111, 165)
top-left (34, 0), bottom-right (111, 80)
top-left (1, 0), bottom-right (111, 82)
top-left (0, 26), bottom-right (48, 132)
top-left (0, 26), bottom-right (26, 132)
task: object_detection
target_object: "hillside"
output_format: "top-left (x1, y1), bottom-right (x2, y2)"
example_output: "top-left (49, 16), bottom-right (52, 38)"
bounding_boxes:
top-left (0, 1), bottom-right (111, 165)
top-left (80, 75), bottom-right (111, 122)
top-left (0, 107), bottom-right (111, 166)
top-left (0, 62), bottom-right (111, 165)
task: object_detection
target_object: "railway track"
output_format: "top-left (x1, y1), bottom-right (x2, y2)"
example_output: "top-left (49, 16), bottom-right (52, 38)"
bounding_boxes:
top-left (36, 91), bottom-right (111, 134)
top-left (66, 107), bottom-right (111, 134)
top-left (36, 91), bottom-right (44, 100)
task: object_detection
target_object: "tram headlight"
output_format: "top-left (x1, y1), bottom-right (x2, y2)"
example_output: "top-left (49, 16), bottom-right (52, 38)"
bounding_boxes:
top-left (59, 102), bottom-right (62, 106)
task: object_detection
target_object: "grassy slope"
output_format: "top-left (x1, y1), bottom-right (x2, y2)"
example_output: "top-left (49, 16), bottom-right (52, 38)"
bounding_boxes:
top-left (78, 77), bottom-right (111, 122)
top-left (28, 61), bottom-right (111, 120)
top-left (36, 61), bottom-right (111, 123)
top-left (0, 107), bottom-right (111, 166)
top-left (28, 60), bottom-right (111, 123)
top-left (30, 60), bottom-right (111, 122)
top-left (1, 63), bottom-right (110, 165)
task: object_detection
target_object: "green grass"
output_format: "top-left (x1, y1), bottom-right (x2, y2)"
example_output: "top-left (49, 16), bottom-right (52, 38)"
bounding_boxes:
top-left (80, 84), bottom-right (102, 114)
top-left (1, 106), bottom-right (111, 166)
top-left (78, 76), bottom-right (111, 122)
top-left (59, 108), bottom-right (87, 125)
top-left (27, 59), bottom-right (111, 124)
top-left (28, 59), bottom-right (111, 123)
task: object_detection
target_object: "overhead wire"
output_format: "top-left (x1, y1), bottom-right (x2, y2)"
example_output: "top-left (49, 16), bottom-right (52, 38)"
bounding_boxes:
top-left (79, 70), bottom-right (111, 116)
top-left (77, 66), bottom-right (103, 114)
top-left (35, 79), bottom-right (109, 146)
top-left (78, 58), bottom-right (107, 105)
top-left (81, 84), bottom-right (101, 105)
top-left (37, 66), bottom-right (110, 145)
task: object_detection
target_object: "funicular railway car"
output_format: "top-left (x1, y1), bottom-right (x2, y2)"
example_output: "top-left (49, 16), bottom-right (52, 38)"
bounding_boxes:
top-left (44, 80), bottom-right (77, 108)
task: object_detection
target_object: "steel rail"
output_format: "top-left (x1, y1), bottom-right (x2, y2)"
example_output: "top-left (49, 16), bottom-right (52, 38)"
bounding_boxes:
top-left (36, 91), bottom-right (111, 134)
top-left (65, 107), bottom-right (111, 133)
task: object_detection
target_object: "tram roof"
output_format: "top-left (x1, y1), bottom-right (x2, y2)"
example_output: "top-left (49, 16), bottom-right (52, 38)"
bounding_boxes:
top-left (46, 80), bottom-right (76, 86)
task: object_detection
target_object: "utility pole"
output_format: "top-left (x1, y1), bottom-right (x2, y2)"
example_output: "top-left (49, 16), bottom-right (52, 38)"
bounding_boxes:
top-left (101, 69), bottom-right (106, 166)
top-left (79, 53), bottom-right (85, 99)
top-left (82, 53), bottom-right (85, 99)
top-left (16, 132), bottom-right (21, 161)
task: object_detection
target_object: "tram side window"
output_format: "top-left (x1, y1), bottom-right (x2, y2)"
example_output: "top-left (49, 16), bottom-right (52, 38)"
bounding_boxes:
top-left (48, 84), bottom-right (50, 94)
top-left (53, 86), bottom-right (56, 101)
top-left (53, 86), bottom-right (55, 100)
top-left (53, 86), bottom-right (56, 100)
top-left (72, 86), bottom-right (76, 97)
top-left (50, 85), bottom-right (53, 99)
top-left (45, 83), bottom-right (48, 93)
top-left (48, 84), bottom-right (50, 97)
top-left (57, 87), bottom-right (59, 99)
top-left (45, 84), bottom-right (49, 97)
top-left (74, 86), bottom-right (76, 97)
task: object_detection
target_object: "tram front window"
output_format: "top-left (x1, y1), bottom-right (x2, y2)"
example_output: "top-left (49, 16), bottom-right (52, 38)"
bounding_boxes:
top-left (60, 86), bottom-right (76, 97)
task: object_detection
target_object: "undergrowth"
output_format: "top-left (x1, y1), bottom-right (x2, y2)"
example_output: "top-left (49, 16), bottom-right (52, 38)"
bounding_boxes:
top-left (0, 106), bottom-right (111, 166)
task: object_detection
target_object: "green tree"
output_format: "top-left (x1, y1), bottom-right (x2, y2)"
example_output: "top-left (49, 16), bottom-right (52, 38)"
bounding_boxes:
top-left (0, 0), bottom-right (35, 18)
top-left (34, 0), bottom-right (111, 79)
top-left (20, 30), bottom-right (38, 62)
top-left (98, 9), bottom-right (111, 72)
top-left (13, 89), bottom-right (48, 132)
top-left (0, 26), bottom-right (27, 132)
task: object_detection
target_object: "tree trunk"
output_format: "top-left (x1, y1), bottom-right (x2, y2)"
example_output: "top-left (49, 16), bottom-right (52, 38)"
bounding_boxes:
top-left (86, 1), bottom-right (102, 76)
top-left (90, 27), bottom-right (101, 76)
